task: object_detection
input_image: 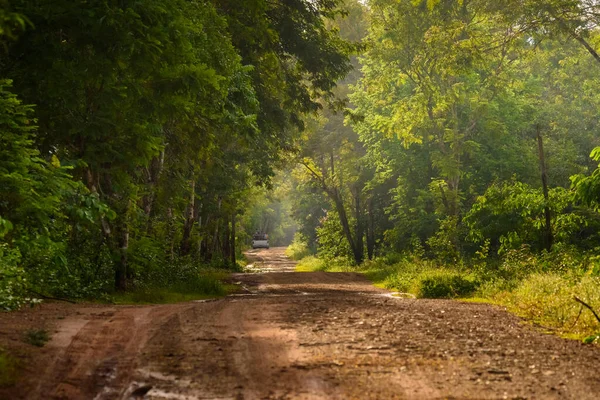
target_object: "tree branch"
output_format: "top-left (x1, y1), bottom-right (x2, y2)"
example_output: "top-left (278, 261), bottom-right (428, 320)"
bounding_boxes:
top-left (574, 296), bottom-right (600, 324)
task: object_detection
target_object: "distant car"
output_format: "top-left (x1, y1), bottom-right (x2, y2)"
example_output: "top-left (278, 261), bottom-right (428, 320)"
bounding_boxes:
top-left (252, 233), bottom-right (269, 249)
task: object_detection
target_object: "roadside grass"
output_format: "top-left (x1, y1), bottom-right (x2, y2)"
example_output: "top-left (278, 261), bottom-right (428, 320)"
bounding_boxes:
top-left (295, 253), bottom-right (600, 341)
top-left (112, 271), bottom-right (237, 305)
top-left (285, 237), bottom-right (313, 261)
top-left (296, 256), bottom-right (354, 272)
top-left (489, 273), bottom-right (600, 341)
top-left (0, 351), bottom-right (18, 387)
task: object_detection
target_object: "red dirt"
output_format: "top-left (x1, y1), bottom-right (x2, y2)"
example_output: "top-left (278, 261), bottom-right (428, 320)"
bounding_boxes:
top-left (1, 247), bottom-right (599, 399)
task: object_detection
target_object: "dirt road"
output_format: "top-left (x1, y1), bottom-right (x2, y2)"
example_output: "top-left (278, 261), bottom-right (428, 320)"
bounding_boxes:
top-left (1, 247), bottom-right (600, 399)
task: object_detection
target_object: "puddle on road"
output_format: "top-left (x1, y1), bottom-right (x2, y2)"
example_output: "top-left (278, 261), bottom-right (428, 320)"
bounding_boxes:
top-left (378, 292), bottom-right (416, 299)
top-left (145, 388), bottom-right (236, 400)
top-left (128, 369), bottom-right (235, 400)
top-left (243, 263), bottom-right (297, 274)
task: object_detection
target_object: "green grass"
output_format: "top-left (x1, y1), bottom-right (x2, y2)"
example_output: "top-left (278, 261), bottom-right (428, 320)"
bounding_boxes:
top-left (113, 271), bottom-right (236, 305)
top-left (296, 256), bottom-right (329, 272)
top-left (285, 236), bottom-right (313, 261)
top-left (489, 273), bottom-right (600, 339)
top-left (0, 351), bottom-right (18, 387)
top-left (296, 256), bottom-right (356, 272)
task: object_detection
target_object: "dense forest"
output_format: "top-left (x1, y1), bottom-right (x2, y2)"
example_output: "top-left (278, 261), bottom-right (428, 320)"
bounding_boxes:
top-left (285, 0), bottom-right (600, 340)
top-left (1, 0), bottom-right (600, 340)
top-left (0, 0), bottom-right (352, 308)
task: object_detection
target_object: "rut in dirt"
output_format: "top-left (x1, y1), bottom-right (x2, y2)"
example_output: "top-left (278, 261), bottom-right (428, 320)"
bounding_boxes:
top-left (1, 247), bottom-right (600, 400)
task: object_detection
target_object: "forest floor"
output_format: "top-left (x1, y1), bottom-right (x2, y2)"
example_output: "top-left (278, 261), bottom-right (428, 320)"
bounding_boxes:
top-left (1, 247), bottom-right (600, 399)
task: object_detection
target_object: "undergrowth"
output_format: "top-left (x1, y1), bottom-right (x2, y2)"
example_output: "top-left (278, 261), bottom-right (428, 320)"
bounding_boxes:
top-left (285, 235), bottom-right (313, 261)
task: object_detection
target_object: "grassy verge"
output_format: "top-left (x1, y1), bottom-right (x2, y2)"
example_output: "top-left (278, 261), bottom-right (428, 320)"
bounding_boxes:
top-left (112, 270), bottom-right (237, 305)
top-left (285, 237), bottom-right (313, 261)
top-left (489, 273), bottom-right (600, 341)
top-left (295, 253), bottom-right (600, 342)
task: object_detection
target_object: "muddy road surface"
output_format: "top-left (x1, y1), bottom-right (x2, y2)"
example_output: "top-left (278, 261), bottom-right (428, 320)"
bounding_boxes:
top-left (1, 247), bottom-right (600, 399)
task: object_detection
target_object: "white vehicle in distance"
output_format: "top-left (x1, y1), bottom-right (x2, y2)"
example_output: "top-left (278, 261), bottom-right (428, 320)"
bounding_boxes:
top-left (252, 233), bottom-right (269, 249)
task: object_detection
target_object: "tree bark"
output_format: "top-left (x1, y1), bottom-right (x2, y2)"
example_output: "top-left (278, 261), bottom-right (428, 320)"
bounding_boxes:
top-left (180, 178), bottom-right (196, 256)
top-left (114, 224), bottom-right (129, 291)
top-left (222, 212), bottom-right (231, 261)
top-left (536, 125), bottom-right (553, 252)
top-left (332, 190), bottom-right (363, 265)
top-left (230, 212), bottom-right (236, 266)
top-left (366, 197), bottom-right (375, 260)
top-left (353, 186), bottom-right (365, 264)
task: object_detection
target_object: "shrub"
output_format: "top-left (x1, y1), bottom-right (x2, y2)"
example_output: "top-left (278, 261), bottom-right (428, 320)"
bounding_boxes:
top-left (411, 269), bottom-right (478, 299)
top-left (285, 234), bottom-right (312, 260)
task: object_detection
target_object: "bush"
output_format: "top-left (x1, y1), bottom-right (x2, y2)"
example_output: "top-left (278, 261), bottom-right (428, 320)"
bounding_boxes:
top-left (285, 234), bottom-right (312, 260)
top-left (411, 269), bottom-right (478, 298)
top-left (361, 256), bottom-right (478, 298)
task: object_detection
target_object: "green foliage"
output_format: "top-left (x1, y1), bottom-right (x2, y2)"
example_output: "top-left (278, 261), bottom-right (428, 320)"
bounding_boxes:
top-left (426, 216), bottom-right (462, 262)
top-left (0, 0), bottom-right (353, 306)
top-left (295, 255), bottom-right (352, 272)
top-left (464, 180), bottom-right (592, 254)
top-left (0, 244), bottom-right (28, 310)
top-left (285, 233), bottom-right (313, 261)
top-left (411, 270), bottom-right (478, 299)
top-left (583, 334), bottom-right (600, 344)
top-left (296, 256), bottom-right (329, 272)
top-left (316, 209), bottom-right (354, 262)
top-left (573, 147), bottom-right (600, 210)
top-left (0, 80), bottom-right (85, 307)
top-left (496, 274), bottom-right (600, 338)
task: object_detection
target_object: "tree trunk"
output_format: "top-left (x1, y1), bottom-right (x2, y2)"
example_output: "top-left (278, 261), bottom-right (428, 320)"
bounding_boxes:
top-left (180, 178), bottom-right (195, 256)
top-left (332, 190), bottom-right (363, 265)
top-left (222, 212), bottom-right (231, 261)
top-left (353, 187), bottom-right (365, 264)
top-left (144, 149), bottom-right (165, 233)
top-left (113, 198), bottom-right (131, 291)
top-left (536, 125), bottom-right (553, 252)
top-left (366, 197), bottom-right (375, 260)
top-left (230, 212), bottom-right (236, 266)
top-left (211, 198), bottom-right (222, 257)
top-left (114, 223), bottom-right (129, 291)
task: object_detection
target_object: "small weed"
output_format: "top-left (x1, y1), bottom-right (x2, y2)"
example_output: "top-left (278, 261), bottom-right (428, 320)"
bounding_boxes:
top-left (23, 329), bottom-right (49, 347)
top-left (583, 334), bottom-right (600, 344)
top-left (411, 270), bottom-right (478, 299)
